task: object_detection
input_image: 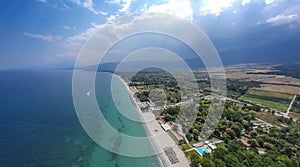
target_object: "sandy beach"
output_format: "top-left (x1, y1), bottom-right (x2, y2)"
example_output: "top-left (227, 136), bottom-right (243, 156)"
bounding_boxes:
top-left (118, 75), bottom-right (190, 167)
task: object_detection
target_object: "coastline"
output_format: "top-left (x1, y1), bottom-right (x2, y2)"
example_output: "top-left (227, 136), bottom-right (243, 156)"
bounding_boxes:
top-left (117, 75), bottom-right (190, 167)
top-left (117, 75), bottom-right (165, 167)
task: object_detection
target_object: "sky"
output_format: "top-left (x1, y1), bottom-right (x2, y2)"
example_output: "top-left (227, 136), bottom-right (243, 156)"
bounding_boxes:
top-left (0, 0), bottom-right (300, 69)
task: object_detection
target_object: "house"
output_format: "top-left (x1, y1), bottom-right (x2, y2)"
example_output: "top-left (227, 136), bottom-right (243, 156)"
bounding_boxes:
top-left (157, 116), bottom-right (166, 124)
top-left (239, 139), bottom-right (250, 147)
top-left (193, 142), bottom-right (204, 148)
top-left (170, 130), bottom-right (184, 141)
top-left (225, 128), bottom-right (231, 131)
top-left (208, 143), bottom-right (217, 150)
top-left (161, 123), bottom-right (172, 131)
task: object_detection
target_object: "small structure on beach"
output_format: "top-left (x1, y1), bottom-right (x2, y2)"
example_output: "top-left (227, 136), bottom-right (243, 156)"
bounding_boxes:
top-left (137, 101), bottom-right (150, 112)
top-left (161, 123), bottom-right (172, 131)
top-left (164, 147), bottom-right (180, 164)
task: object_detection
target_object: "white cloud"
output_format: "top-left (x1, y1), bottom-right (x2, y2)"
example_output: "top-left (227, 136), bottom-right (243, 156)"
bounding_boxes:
top-left (105, 0), bottom-right (134, 13)
top-left (62, 25), bottom-right (77, 31)
top-left (63, 26), bottom-right (71, 30)
top-left (265, 0), bottom-right (275, 5)
top-left (241, 0), bottom-right (251, 6)
top-left (36, 0), bottom-right (70, 10)
top-left (36, 0), bottom-right (47, 3)
top-left (266, 14), bottom-right (299, 26)
top-left (199, 0), bottom-right (237, 16)
top-left (71, 0), bottom-right (107, 15)
top-left (59, 23), bottom-right (106, 57)
top-left (146, 0), bottom-right (193, 20)
top-left (38, 0), bottom-right (107, 15)
top-left (24, 32), bottom-right (62, 42)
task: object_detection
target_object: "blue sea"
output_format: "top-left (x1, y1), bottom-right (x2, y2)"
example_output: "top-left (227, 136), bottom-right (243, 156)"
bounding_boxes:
top-left (0, 70), bottom-right (160, 167)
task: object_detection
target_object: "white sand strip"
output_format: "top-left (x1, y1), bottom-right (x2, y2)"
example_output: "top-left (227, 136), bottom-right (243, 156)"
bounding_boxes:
top-left (119, 76), bottom-right (190, 167)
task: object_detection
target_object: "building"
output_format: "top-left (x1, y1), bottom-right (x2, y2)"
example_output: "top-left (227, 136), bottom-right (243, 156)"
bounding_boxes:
top-left (161, 123), bottom-right (172, 131)
top-left (170, 130), bottom-right (184, 141)
top-left (208, 143), bottom-right (217, 150)
top-left (239, 139), bottom-right (250, 147)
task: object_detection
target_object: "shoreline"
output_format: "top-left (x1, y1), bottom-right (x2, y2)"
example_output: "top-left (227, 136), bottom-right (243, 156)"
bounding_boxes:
top-left (116, 75), bottom-right (165, 167)
top-left (117, 75), bottom-right (190, 167)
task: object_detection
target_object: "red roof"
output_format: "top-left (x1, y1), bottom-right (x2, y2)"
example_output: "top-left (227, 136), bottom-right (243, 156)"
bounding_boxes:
top-left (170, 130), bottom-right (184, 141)
top-left (157, 116), bottom-right (166, 124)
top-left (239, 139), bottom-right (250, 147)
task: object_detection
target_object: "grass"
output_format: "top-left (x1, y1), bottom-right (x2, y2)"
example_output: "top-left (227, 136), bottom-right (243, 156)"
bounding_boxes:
top-left (189, 140), bottom-right (199, 145)
top-left (185, 150), bottom-right (201, 159)
top-left (239, 95), bottom-right (289, 111)
top-left (239, 91), bottom-right (291, 112)
top-left (254, 84), bottom-right (300, 95)
top-left (256, 112), bottom-right (284, 127)
top-left (288, 112), bottom-right (300, 120)
top-left (167, 131), bottom-right (179, 143)
top-left (180, 144), bottom-right (192, 151)
top-left (248, 89), bottom-right (294, 100)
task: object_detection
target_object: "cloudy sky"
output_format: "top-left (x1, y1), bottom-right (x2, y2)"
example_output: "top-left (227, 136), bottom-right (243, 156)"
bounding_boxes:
top-left (1, 0), bottom-right (300, 69)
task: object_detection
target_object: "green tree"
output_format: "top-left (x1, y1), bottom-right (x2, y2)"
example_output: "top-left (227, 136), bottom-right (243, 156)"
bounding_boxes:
top-left (213, 159), bottom-right (226, 167)
top-left (186, 133), bottom-right (193, 141)
top-left (190, 152), bottom-right (201, 167)
top-left (248, 139), bottom-right (259, 148)
top-left (249, 131), bottom-right (258, 138)
top-left (226, 130), bottom-right (237, 140)
top-left (224, 154), bottom-right (240, 167)
top-left (231, 124), bottom-right (242, 138)
top-left (201, 158), bottom-right (215, 167)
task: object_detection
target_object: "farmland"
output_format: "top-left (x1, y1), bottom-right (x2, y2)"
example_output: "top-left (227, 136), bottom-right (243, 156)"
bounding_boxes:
top-left (239, 89), bottom-right (292, 112)
top-left (254, 84), bottom-right (300, 95)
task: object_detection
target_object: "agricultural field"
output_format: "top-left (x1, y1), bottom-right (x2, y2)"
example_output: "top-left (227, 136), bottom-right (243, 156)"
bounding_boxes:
top-left (291, 95), bottom-right (300, 113)
top-left (256, 112), bottom-right (284, 127)
top-left (288, 112), bottom-right (300, 120)
top-left (239, 89), bottom-right (293, 112)
top-left (253, 84), bottom-right (300, 95)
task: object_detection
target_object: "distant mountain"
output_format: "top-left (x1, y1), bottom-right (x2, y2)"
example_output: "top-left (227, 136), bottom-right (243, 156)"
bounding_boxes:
top-left (95, 57), bottom-right (205, 72)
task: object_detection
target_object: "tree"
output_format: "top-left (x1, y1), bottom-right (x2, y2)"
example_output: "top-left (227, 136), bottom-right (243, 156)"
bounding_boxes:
top-left (231, 124), bottom-right (242, 138)
top-left (263, 142), bottom-right (274, 150)
top-left (213, 129), bottom-right (221, 138)
top-left (249, 131), bottom-right (258, 138)
top-left (201, 158), bottom-right (215, 167)
top-left (193, 128), bottom-right (200, 136)
top-left (213, 147), bottom-right (227, 160)
top-left (190, 152), bottom-right (201, 167)
top-left (228, 140), bottom-right (244, 152)
top-left (226, 130), bottom-right (237, 140)
top-left (186, 133), bottom-right (193, 141)
top-left (248, 139), bottom-right (259, 148)
top-left (213, 159), bottom-right (226, 167)
top-left (249, 110), bottom-right (256, 119)
top-left (224, 154), bottom-right (240, 167)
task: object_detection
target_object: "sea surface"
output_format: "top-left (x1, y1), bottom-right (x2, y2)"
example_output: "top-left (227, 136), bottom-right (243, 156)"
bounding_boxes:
top-left (0, 70), bottom-right (159, 167)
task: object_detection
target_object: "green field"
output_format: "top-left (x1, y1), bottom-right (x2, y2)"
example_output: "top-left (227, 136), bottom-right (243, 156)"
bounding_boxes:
top-left (239, 93), bottom-right (291, 112)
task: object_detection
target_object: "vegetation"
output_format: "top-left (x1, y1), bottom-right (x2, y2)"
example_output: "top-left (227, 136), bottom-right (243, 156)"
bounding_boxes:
top-left (226, 80), bottom-right (260, 99)
top-left (239, 93), bottom-right (290, 112)
top-left (265, 63), bottom-right (300, 79)
top-left (184, 150), bottom-right (201, 167)
top-left (129, 69), bottom-right (182, 104)
top-left (291, 95), bottom-right (300, 113)
top-left (200, 103), bottom-right (300, 167)
top-left (128, 69), bottom-right (300, 167)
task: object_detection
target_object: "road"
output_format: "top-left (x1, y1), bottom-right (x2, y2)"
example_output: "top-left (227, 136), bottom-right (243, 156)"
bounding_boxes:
top-left (285, 95), bottom-right (297, 117)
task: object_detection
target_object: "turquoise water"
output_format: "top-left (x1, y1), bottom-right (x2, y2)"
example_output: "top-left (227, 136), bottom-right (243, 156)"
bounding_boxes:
top-left (197, 147), bottom-right (211, 156)
top-left (0, 70), bottom-right (159, 167)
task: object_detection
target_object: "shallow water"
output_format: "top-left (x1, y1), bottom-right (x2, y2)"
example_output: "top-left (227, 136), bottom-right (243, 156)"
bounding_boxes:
top-left (0, 70), bottom-right (159, 167)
